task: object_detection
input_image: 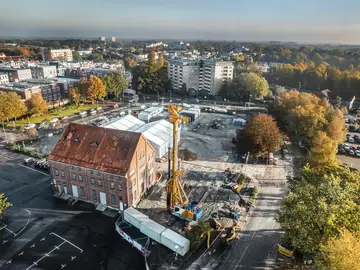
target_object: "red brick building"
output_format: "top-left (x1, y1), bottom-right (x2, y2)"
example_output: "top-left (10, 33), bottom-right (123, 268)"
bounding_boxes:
top-left (48, 123), bottom-right (156, 209)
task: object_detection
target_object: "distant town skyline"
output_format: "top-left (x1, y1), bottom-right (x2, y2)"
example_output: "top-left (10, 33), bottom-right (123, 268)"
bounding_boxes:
top-left (1, 0), bottom-right (360, 44)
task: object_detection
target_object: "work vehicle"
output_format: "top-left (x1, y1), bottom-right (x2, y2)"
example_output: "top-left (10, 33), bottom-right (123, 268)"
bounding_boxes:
top-left (166, 105), bottom-right (203, 222)
top-left (24, 157), bottom-right (34, 164)
top-left (278, 244), bottom-right (295, 258)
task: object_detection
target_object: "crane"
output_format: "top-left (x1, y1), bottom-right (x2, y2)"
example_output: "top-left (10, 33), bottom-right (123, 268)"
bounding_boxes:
top-left (167, 105), bottom-right (203, 222)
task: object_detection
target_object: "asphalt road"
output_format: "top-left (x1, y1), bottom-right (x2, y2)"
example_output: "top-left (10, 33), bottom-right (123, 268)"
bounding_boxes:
top-left (213, 185), bottom-right (287, 270)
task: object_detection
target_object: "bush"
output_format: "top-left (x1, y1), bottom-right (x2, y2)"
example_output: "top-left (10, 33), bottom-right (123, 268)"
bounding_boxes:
top-left (237, 174), bottom-right (246, 186)
top-left (7, 143), bottom-right (47, 159)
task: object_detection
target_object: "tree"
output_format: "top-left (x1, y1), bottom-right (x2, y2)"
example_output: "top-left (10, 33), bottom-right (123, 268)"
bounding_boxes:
top-left (0, 193), bottom-right (12, 219)
top-left (241, 114), bottom-right (281, 157)
top-left (149, 49), bottom-right (157, 66)
top-left (241, 72), bottom-right (269, 98)
top-left (72, 51), bottom-right (82, 62)
top-left (26, 94), bottom-right (48, 116)
top-left (5, 92), bottom-right (26, 124)
top-left (181, 82), bottom-right (187, 94)
top-left (315, 230), bottom-right (360, 270)
top-left (27, 127), bottom-right (38, 137)
top-left (278, 165), bottom-right (360, 254)
top-left (307, 131), bottom-right (338, 169)
top-left (102, 72), bottom-right (128, 99)
top-left (158, 52), bottom-right (165, 68)
top-left (69, 87), bottom-right (81, 107)
top-left (334, 95), bottom-right (342, 108)
top-left (87, 75), bottom-right (106, 103)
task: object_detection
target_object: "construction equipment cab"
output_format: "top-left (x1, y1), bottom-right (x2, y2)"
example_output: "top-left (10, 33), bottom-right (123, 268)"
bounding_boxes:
top-left (172, 202), bottom-right (203, 222)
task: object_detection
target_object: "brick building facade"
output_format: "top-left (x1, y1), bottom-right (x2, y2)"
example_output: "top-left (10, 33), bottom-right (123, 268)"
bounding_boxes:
top-left (48, 123), bottom-right (156, 209)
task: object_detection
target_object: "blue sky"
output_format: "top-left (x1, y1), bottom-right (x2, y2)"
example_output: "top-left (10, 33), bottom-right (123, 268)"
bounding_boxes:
top-left (1, 0), bottom-right (360, 43)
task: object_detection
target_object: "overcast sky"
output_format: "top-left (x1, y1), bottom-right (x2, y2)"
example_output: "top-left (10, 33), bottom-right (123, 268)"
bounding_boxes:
top-left (1, 0), bottom-right (360, 43)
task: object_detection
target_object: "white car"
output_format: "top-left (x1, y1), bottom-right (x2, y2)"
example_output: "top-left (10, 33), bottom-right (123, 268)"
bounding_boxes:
top-left (348, 137), bottom-right (355, 143)
top-left (344, 143), bottom-right (350, 151)
top-left (24, 124), bottom-right (36, 130)
top-left (79, 111), bottom-right (87, 116)
top-left (356, 150), bottom-right (360, 157)
top-left (50, 118), bottom-right (59, 124)
top-left (349, 149), bottom-right (355, 156)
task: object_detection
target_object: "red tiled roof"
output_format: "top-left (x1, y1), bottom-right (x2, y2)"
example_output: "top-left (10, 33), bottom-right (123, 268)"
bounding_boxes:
top-left (49, 123), bottom-right (142, 175)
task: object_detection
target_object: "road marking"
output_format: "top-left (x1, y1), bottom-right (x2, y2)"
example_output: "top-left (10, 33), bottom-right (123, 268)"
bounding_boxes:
top-left (2, 240), bottom-right (8, 244)
top-left (18, 252), bottom-right (24, 256)
top-left (25, 241), bottom-right (66, 270)
top-left (15, 225), bottom-right (27, 236)
top-left (30, 244), bottom-right (35, 248)
top-left (18, 164), bottom-right (50, 176)
top-left (6, 260), bottom-right (12, 264)
top-left (61, 264), bottom-right (66, 269)
top-left (41, 237), bottom-right (46, 241)
top-left (71, 256), bottom-right (76, 261)
top-left (5, 227), bottom-right (16, 236)
top-left (50, 232), bottom-right (83, 253)
top-left (0, 224), bottom-right (6, 231)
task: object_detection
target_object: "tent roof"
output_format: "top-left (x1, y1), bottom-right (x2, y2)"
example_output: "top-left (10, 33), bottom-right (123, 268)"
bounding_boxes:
top-left (102, 115), bottom-right (145, 131)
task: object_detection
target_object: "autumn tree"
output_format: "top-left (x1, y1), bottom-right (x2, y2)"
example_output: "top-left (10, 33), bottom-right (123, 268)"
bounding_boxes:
top-left (315, 230), bottom-right (360, 270)
top-left (241, 72), bottom-right (269, 98)
top-left (26, 94), bottom-right (48, 116)
top-left (5, 92), bottom-right (26, 124)
top-left (149, 49), bottom-right (157, 66)
top-left (241, 114), bottom-right (281, 157)
top-left (87, 75), bottom-right (106, 103)
top-left (72, 51), bottom-right (82, 61)
top-left (0, 193), bottom-right (12, 219)
top-left (278, 165), bottom-right (360, 254)
top-left (158, 52), bottom-right (165, 68)
top-left (308, 131), bottom-right (338, 169)
top-left (69, 87), bottom-right (81, 107)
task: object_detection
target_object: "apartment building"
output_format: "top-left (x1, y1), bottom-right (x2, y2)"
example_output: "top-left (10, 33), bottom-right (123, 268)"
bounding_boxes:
top-left (99, 36), bottom-right (106, 41)
top-left (0, 68), bottom-right (32, 82)
top-left (0, 83), bottom-right (42, 100)
top-left (30, 65), bottom-right (57, 79)
top-left (0, 72), bottom-right (9, 84)
top-left (167, 59), bottom-right (233, 95)
top-left (111, 37), bottom-right (116, 42)
top-left (26, 79), bottom-right (63, 102)
top-left (49, 123), bottom-right (156, 209)
top-left (45, 49), bottom-right (73, 62)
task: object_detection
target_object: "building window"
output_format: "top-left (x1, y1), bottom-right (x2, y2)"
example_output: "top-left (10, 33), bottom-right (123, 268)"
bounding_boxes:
top-left (54, 169), bottom-right (59, 176)
top-left (111, 194), bottom-right (116, 205)
top-left (92, 190), bottom-right (97, 201)
top-left (134, 190), bottom-right (137, 200)
top-left (98, 180), bottom-right (102, 186)
top-left (133, 178), bottom-right (136, 186)
top-left (72, 174), bottom-right (76, 180)
top-left (139, 151), bottom-right (145, 159)
top-left (90, 178), bottom-right (95, 185)
top-left (61, 170), bottom-right (65, 177)
top-left (140, 170), bottom-right (146, 180)
top-left (90, 170), bottom-right (93, 175)
top-left (97, 171), bottom-right (100, 176)
top-left (110, 183), bottom-right (114, 189)
top-left (79, 186), bottom-right (85, 198)
top-left (78, 175), bottom-right (83, 182)
top-left (129, 169), bottom-right (135, 176)
top-left (118, 184), bottom-right (122, 191)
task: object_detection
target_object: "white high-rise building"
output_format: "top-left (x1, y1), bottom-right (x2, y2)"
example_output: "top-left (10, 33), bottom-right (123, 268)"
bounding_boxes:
top-left (111, 37), bottom-right (116, 42)
top-left (167, 59), bottom-right (233, 95)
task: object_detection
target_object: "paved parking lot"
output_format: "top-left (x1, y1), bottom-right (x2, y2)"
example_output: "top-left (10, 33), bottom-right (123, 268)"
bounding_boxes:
top-left (338, 131), bottom-right (360, 170)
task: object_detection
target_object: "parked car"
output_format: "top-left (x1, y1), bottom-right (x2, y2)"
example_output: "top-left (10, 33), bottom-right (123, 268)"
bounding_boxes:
top-left (344, 143), bottom-right (351, 151)
top-left (348, 137), bottom-right (354, 143)
top-left (348, 149), bottom-right (355, 156)
top-left (356, 150), bottom-right (360, 157)
top-left (24, 157), bottom-right (34, 164)
top-left (79, 111), bottom-right (87, 116)
top-left (24, 124), bottom-right (36, 130)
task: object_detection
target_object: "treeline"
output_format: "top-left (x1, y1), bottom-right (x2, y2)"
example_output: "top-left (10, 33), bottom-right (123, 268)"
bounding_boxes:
top-left (265, 61), bottom-right (360, 100)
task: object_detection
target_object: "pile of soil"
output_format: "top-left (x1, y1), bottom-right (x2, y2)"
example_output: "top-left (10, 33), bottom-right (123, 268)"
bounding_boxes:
top-left (179, 148), bottom-right (197, 161)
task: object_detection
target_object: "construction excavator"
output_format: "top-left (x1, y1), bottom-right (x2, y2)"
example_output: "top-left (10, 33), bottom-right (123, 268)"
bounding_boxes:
top-left (166, 105), bottom-right (203, 222)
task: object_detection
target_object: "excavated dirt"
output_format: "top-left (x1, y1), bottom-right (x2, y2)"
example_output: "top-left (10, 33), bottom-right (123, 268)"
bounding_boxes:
top-left (179, 148), bottom-right (198, 161)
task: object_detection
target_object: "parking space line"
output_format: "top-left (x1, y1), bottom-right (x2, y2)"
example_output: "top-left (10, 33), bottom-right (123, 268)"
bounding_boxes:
top-left (50, 232), bottom-right (83, 253)
top-left (18, 164), bottom-right (50, 176)
top-left (25, 241), bottom-right (66, 270)
top-left (0, 224), bottom-right (6, 231)
top-left (5, 227), bottom-right (17, 237)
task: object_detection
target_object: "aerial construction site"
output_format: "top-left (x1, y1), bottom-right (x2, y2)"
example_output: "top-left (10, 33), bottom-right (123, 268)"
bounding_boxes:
top-left (116, 104), bottom-right (292, 268)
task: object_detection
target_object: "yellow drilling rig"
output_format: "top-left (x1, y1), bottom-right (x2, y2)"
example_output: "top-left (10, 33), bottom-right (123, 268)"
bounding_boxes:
top-left (166, 105), bottom-right (203, 222)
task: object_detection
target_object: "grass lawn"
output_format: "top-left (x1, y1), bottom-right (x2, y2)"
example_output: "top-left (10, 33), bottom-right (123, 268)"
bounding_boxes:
top-left (6, 104), bottom-right (99, 128)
